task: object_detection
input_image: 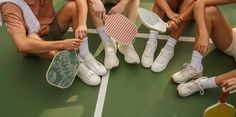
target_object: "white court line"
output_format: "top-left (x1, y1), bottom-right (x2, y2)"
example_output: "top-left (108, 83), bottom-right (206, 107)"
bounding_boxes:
top-left (93, 70), bottom-right (110, 117)
top-left (68, 28), bottom-right (213, 43)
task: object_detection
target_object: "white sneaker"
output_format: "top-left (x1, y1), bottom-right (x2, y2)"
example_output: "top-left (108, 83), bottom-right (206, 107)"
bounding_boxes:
top-left (172, 63), bottom-right (203, 84)
top-left (104, 41), bottom-right (119, 69)
top-left (118, 43), bottom-right (140, 64)
top-left (151, 48), bottom-right (174, 72)
top-left (77, 62), bottom-right (101, 86)
top-left (82, 53), bottom-right (107, 76)
top-left (177, 77), bottom-right (207, 97)
top-left (141, 41), bottom-right (157, 68)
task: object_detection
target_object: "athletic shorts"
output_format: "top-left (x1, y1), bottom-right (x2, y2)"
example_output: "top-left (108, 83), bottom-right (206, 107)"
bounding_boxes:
top-left (103, 0), bottom-right (118, 4)
top-left (40, 16), bottom-right (69, 41)
top-left (223, 27), bottom-right (236, 61)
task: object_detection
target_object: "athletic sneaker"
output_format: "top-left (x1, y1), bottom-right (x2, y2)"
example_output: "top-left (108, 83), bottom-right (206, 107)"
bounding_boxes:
top-left (151, 48), bottom-right (174, 72)
top-left (118, 43), bottom-right (140, 64)
top-left (177, 77), bottom-right (206, 97)
top-left (141, 41), bottom-right (157, 68)
top-left (172, 63), bottom-right (203, 83)
top-left (82, 53), bottom-right (107, 76)
top-left (77, 62), bottom-right (101, 86)
top-left (104, 40), bottom-right (119, 69)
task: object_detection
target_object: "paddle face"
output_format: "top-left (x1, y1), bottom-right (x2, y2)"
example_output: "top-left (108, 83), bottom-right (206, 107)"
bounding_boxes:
top-left (46, 50), bottom-right (80, 89)
top-left (105, 14), bottom-right (138, 45)
top-left (138, 7), bottom-right (167, 33)
top-left (204, 102), bottom-right (235, 117)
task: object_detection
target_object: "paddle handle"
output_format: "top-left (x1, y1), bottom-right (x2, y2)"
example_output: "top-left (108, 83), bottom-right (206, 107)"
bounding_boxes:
top-left (220, 92), bottom-right (229, 103)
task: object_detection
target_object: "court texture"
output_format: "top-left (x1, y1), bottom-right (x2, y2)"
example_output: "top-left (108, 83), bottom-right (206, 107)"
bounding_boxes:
top-left (0, 0), bottom-right (236, 117)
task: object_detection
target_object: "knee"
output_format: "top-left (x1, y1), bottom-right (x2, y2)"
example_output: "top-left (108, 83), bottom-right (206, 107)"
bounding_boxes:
top-left (128, 0), bottom-right (139, 6)
top-left (64, 1), bottom-right (77, 16)
top-left (205, 6), bottom-right (219, 18)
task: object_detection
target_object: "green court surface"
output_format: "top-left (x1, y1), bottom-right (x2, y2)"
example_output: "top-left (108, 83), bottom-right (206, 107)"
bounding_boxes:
top-left (0, 1), bottom-right (236, 117)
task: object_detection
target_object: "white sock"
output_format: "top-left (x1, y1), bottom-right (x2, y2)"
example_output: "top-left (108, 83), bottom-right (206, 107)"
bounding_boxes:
top-left (148, 30), bottom-right (159, 45)
top-left (190, 51), bottom-right (203, 70)
top-left (79, 37), bottom-right (90, 58)
top-left (96, 26), bottom-right (111, 46)
top-left (199, 77), bottom-right (218, 89)
top-left (163, 37), bottom-right (177, 51)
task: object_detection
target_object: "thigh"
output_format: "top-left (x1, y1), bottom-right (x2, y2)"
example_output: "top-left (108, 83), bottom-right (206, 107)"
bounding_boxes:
top-left (41, 17), bottom-right (68, 41)
top-left (209, 7), bottom-right (233, 50)
top-left (103, 0), bottom-right (118, 4)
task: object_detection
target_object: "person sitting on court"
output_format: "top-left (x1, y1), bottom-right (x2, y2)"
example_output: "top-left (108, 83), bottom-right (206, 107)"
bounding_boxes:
top-left (87, 0), bottom-right (140, 69)
top-left (172, 0), bottom-right (236, 97)
top-left (1, 0), bottom-right (103, 86)
top-left (141, 0), bottom-right (195, 72)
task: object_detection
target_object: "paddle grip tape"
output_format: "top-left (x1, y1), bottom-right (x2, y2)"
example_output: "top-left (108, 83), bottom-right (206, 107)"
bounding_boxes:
top-left (220, 92), bottom-right (229, 103)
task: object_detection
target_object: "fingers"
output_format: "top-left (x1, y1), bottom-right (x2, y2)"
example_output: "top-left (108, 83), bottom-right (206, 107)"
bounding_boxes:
top-left (167, 21), bottom-right (178, 31)
top-left (222, 78), bottom-right (236, 94)
top-left (108, 8), bottom-right (114, 15)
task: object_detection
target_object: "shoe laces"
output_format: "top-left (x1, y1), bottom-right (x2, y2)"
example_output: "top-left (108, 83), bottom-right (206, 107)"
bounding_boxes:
top-left (180, 63), bottom-right (194, 77)
top-left (192, 80), bottom-right (205, 95)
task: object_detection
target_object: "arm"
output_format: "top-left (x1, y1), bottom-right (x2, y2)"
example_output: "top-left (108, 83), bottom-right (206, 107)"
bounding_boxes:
top-left (155, 0), bottom-right (182, 24)
top-left (179, 0), bottom-right (236, 22)
top-left (75, 0), bottom-right (88, 39)
top-left (194, 0), bottom-right (209, 55)
top-left (193, 0), bottom-right (236, 55)
top-left (12, 34), bottom-right (81, 54)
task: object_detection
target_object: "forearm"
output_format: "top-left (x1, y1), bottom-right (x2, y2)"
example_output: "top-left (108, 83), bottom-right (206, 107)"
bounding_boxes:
top-left (76, 0), bottom-right (88, 25)
top-left (23, 39), bottom-right (64, 54)
top-left (155, 0), bottom-right (173, 14)
top-left (180, 5), bottom-right (194, 22)
top-left (194, 0), bottom-right (208, 35)
top-left (12, 34), bottom-right (64, 54)
top-left (204, 0), bottom-right (236, 6)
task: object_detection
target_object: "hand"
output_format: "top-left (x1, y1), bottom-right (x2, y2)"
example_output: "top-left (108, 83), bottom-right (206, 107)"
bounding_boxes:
top-left (195, 33), bottom-right (209, 55)
top-left (62, 39), bottom-right (82, 51)
top-left (75, 24), bottom-right (87, 39)
top-left (166, 11), bottom-right (182, 25)
top-left (108, 2), bottom-right (126, 15)
top-left (167, 20), bottom-right (178, 31)
top-left (92, 0), bottom-right (106, 19)
top-left (222, 78), bottom-right (236, 94)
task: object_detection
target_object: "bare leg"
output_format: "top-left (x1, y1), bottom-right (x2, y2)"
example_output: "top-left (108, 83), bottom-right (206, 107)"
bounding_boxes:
top-left (88, 1), bottom-right (104, 27)
top-left (196, 6), bottom-right (234, 85)
top-left (56, 1), bottom-right (80, 32)
top-left (124, 0), bottom-right (140, 23)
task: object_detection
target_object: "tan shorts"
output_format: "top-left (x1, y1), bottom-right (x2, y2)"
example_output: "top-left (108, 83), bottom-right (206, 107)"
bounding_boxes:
top-left (223, 27), bottom-right (236, 61)
top-left (103, 0), bottom-right (118, 4)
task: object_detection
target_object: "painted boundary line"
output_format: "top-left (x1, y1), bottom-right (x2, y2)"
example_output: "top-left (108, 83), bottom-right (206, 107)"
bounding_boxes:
top-left (93, 70), bottom-right (110, 117)
top-left (68, 28), bottom-right (213, 43)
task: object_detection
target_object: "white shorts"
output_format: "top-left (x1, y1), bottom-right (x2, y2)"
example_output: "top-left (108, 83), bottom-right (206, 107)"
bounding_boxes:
top-left (223, 27), bottom-right (236, 61)
top-left (103, 0), bottom-right (118, 4)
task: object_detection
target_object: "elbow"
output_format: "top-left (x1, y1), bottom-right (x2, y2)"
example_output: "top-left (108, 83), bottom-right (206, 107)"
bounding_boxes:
top-left (15, 42), bottom-right (32, 54)
top-left (16, 46), bottom-right (30, 54)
